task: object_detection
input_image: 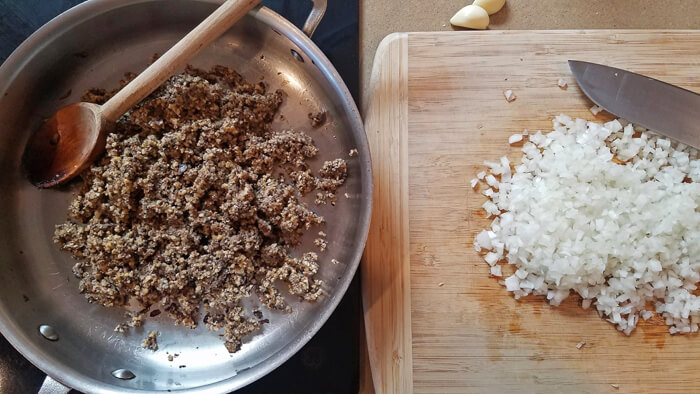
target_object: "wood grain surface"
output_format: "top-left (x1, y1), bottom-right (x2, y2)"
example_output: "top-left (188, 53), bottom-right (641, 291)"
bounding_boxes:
top-left (362, 30), bottom-right (700, 394)
top-left (359, 1), bottom-right (700, 99)
top-left (361, 33), bottom-right (412, 394)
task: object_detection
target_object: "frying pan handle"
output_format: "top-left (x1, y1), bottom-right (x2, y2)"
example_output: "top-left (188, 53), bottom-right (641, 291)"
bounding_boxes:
top-left (37, 376), bottom-right (70, 394)
top-left (301, 0), bottom-right (326, 37)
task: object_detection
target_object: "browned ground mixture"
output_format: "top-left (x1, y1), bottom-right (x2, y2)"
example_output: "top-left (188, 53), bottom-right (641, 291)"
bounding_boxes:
top-left (142, 331), bottom-right (159, 351)
top-left (314, 238), bottom-right (327, 252)
top-left (308, 111), bottom-right (327, 128)
top-left (314, 159), bottom-right (347, 206)
top-left (54, 65), bottom-right (347, 352)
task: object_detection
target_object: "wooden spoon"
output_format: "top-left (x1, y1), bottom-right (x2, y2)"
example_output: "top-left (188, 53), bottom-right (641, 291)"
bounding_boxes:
top-left (22, 0), bottom-right (261, 187)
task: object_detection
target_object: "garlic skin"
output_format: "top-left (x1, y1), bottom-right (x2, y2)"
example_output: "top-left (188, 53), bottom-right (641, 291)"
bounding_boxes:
top-left (473, 0), bottom-right (506, 15)
top-left (450, 5), bottom-right (489, 30)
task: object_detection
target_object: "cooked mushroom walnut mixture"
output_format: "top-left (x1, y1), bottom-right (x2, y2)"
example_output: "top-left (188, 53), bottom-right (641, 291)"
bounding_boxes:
top-left (54, 65), bottom-right (347, 353)
top-left (314, 238), bottom-right (328, 251)
top-left (142, 331), bottom-right (159, 351)
top-left (308, 111), bottom-right (327, 128)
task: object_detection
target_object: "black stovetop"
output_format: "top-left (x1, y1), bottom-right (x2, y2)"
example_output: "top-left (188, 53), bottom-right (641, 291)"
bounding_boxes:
top-left (0, 1), bottom-right (360, 393)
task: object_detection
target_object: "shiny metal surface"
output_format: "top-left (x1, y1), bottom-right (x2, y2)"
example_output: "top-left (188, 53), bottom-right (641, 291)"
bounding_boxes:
top-left (302, 0), bottom-right (326, 37)
top-left (37, 376), bottom-right (71, 394)
top-left (0, 1), bottom-right (371, 393)
top-left (569, 60), bottom-right (700, 149)
top-left (38, 325), bottom-right (59, 342)
top-left (111, 369), bottom-right (136, 380)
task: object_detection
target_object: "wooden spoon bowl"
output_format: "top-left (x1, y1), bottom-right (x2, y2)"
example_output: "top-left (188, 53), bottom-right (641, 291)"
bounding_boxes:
top-left (23, 103), bottom-right (107, 187)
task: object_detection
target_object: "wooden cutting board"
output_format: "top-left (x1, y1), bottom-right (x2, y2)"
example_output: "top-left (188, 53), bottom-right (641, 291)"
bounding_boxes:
top-left (361, 30), bottom-right (700, 394)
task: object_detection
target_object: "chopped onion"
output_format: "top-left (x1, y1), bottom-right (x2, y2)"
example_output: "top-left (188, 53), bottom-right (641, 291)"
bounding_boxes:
top-left (485, 175), bottom-right (499, 188)
top-left (484, 252), bottom-right (500, 266)
top-left (475, 230), bottom-right (493, 250)
top-left (509, 134), bottom-right (523, 144)
top-left (504, 275), bottom-right (520, 291)
top-left (474, 115), bottom-right (700, 335)
top-left (490, 265), bottom-right (503, 277)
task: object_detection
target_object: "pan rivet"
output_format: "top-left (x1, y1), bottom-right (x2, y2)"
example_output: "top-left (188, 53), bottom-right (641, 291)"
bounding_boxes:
top-left (290, 49), bottom-right (305, 63)
top-left (38, 325), bottom-right (58, 341)
top-left (112, 369), bottom-right (136, 380)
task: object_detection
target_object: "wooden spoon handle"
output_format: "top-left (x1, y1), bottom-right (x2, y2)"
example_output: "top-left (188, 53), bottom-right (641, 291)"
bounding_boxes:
top-left (101, 0), bottom-right (261, 123)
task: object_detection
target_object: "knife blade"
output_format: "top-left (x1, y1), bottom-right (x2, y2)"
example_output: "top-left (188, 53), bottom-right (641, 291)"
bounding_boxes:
top-left (568, 60), bottom-right (700, 149)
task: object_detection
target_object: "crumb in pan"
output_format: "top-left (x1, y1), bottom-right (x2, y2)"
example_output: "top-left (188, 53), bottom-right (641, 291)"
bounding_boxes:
top-left (142, 331), bottom-right (159, 351)
top-left (314, 238), bottom-right (328, 251)
top-left (308, 111), bottom-right (327, 127)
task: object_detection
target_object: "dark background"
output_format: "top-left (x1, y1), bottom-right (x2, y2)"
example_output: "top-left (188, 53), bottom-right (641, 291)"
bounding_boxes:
top-left (0, 0), bottom-right (360, 393)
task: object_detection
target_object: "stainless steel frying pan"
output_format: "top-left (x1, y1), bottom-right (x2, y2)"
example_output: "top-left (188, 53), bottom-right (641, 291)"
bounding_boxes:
top-left (0, 1), bottom-right (372, 392)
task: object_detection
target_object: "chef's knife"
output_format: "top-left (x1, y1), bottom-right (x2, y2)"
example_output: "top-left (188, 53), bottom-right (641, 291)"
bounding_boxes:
top-left (568, 60), bottom-right (700, 149)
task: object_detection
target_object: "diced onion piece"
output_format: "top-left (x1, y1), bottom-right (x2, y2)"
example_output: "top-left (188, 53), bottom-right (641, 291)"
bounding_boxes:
top-left (490, 265), bottom-right (503, 277)
top-left (484, 252), bottom-right (499, 266)
top-left (504, 275), bottom-right (520, 291)
top-left (485, 174), bottom-right (499, 188)
top-left (509, 134), bottom-right (523, 144)
top-left (476, 230), bottom-right (492, 250)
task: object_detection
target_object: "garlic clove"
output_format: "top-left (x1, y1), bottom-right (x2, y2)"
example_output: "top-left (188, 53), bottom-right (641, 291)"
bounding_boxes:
top-left (450, 5), bottom-right (490, 30)
top-left (473, 0), bottom-right (506, 15)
